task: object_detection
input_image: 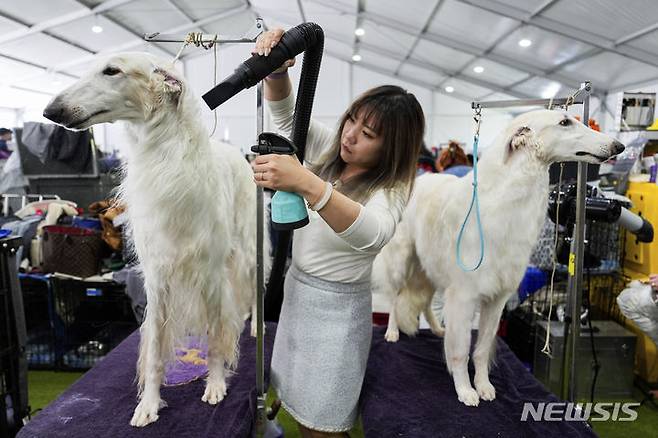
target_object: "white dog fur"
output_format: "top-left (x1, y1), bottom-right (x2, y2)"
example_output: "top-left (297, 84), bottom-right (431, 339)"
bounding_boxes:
top-left (43, 53), bottom-right (269, 426)
top-left (371, 110), bottom-right (624, 406)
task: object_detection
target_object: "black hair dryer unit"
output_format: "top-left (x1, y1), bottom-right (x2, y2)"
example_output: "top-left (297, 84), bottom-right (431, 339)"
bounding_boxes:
top-left (548, 182), bottom-right (653, 267)
top-left (202, 23), bottom-right (323, 113)
top-left (549, 183), bottom-right (653, 243)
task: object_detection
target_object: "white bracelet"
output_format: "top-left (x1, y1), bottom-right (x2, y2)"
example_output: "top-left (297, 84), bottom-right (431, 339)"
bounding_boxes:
top-left (308, 181), bottom-right (333, 211)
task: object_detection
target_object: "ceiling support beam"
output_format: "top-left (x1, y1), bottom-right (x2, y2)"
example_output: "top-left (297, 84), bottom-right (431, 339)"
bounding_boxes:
top-left (166, 0), bottom-right (211, 34)
top-left (253, 9), bottom-right (535, 100)
top-left (70, 0), bottom-right (177, 57)
top-left (455, 0), bottom-right (658, 69)
top-left (615, 22), bottom-right (658, 46)
top-left (0, 0), bottom-right (137, 45)
top-left (3, 5), bottom-right (249, 89)
top-left (309, 0), bottom-right (583, 90)
top-left (438, 0), bottom-right (556, 92)
top-left (394, 0), bottom-right (445, 75)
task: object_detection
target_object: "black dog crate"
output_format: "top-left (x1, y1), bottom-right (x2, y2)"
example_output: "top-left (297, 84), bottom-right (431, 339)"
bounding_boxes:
top-left (1, 237), bottom-right (29, 437)
top-left (50, 277), bottom-right (138, 370)
top-left (20, 276), bottom-right (56, 369)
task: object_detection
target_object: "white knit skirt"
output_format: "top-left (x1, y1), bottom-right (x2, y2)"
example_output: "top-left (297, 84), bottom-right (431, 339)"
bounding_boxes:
top-left (271, 264), bottom-right (372, 432)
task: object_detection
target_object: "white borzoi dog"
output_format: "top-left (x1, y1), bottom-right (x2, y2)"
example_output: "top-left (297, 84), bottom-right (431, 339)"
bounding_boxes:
top-left (43, 53), bottom-right (269, 426)
top-left (371, 110), bottom-right (624, 406)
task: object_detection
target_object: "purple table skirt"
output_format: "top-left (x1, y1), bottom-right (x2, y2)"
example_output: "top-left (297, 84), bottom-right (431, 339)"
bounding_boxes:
top-left (360, 326), bottom-right (597, 438)
top-left (18, 322), bottom-right (276, 438)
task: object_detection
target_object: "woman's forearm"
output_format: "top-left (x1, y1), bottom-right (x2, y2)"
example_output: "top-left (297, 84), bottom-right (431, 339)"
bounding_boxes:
top-left (299, 171), bottom-right (362, 233)
top-left (264, 71), bottom-right (293, 102)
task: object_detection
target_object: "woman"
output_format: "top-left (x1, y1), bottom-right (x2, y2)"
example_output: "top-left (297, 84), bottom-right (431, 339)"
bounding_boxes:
top-left (253, 28), bottom-right (425, 437)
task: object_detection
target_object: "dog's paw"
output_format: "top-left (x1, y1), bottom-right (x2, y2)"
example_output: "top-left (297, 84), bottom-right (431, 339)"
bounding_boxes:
top-left (202, 380), bottom-right (228, 405)
top-left (384, 328), bottom-right (400, 342)
top-left (475, 380), bottom-right (496, 401)
top-left (130, 398), bottom-right (161, 427)
top-left (456, 387), bottom-right (480, 407)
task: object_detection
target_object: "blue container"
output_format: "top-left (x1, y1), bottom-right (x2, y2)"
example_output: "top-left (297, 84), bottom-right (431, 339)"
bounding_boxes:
top-left (72, 217), bottom-right (102, 231)
top-left (518, 266), bottom-right (548, 303)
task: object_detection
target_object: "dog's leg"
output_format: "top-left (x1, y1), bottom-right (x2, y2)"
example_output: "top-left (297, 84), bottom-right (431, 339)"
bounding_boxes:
top-left (203, 326), bottom-right (230, 405)
top-left (203, 284), bottom-right (240, 405)
top-left (131, 293), bottom-right (166, 427)
top-left (250, 298), bottom-right (259, 338)
top-left (385, 294), bottom-right (400, 342)
top-left (424, 295), bottom-right (445, 337)
top-left (228, 249), bottom-right (260, 338)
top-left (375, 218), bottom-right (416, 342)
top-left (473, 294), bottom-right (507, 401)
top-left (243, 262), bottom-right (260, 338)
top-left (444, 288), bottom-right (479, 406)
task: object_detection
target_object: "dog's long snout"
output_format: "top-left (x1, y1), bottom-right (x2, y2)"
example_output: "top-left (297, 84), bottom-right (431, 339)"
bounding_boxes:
top-left (43, 98), bottom-right (67, 124)
top-left (611, 140), bottom-right (625, 155)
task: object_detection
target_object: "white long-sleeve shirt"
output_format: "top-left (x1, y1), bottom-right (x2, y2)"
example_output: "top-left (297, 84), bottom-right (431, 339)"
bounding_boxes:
top-left (268, 93), bottom-right (407, 282)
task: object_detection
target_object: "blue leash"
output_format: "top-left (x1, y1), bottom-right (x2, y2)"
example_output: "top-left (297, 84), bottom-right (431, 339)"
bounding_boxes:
top-left (456, 108), bottom-right (485, 271)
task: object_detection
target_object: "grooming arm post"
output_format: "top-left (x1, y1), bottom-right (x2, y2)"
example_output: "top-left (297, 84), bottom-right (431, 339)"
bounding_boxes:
top-left (561, 82), bottom-right (591, 401)
top-left (255, 80), bottom-right (266, 438)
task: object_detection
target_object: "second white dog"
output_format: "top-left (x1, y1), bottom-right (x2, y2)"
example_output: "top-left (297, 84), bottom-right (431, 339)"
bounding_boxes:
top-left (43, 53), bottom-right (268, 426)
top-left (372, 110), bottom-right (624, 406)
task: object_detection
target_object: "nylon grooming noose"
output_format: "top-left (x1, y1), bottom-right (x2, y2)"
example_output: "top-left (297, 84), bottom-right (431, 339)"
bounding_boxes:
top-left (456, 106), bottom-right (485, 271)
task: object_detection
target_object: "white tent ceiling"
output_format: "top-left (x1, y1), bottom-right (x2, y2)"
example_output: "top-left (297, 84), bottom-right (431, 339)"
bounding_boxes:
top-left (0, 0), bottom-right (657, 109)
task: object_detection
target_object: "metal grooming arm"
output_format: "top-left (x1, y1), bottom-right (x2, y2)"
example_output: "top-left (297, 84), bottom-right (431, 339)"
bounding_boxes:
top-left (144, 18), bottom-right (264, 44)
top-left (144, 19), bottom-right (271, 438)
top-left (472, 81), bottom-right (592, 402)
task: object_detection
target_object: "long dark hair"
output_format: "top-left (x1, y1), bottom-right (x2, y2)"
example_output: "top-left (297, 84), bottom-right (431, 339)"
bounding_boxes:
top-left (310, 85), bottom-right (425, 203)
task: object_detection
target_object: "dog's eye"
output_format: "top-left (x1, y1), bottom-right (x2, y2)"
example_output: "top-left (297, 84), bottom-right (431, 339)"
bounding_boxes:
top-left (102, 66), bottom-right (122, 76)
top-left (559, 118), bottom-right (572, 127)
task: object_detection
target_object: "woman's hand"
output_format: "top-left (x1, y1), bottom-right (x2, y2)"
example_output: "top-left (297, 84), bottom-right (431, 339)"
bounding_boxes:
top-left (252, 154), bottom-right (315, 193)
top-left (254, 28), bottom-right (296, 72)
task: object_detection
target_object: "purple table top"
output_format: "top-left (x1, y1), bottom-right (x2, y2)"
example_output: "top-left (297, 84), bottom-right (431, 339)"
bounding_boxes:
top-left (18, 323), bottom-right (596, 438)
top-left (18, 322), bottom-right (276, 438)
top-left (360, 326), bottom-right (598, 438)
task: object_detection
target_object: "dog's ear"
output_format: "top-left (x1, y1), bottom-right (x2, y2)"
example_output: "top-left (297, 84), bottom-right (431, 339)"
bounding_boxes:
top-left (504, 126), bottom-right (536, 163)
top-left (152, 67), bottom-right (183, 102)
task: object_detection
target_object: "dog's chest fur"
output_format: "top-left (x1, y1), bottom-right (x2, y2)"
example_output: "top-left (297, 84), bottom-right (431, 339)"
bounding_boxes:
top-left (121, 128), bottom-right (235, 275)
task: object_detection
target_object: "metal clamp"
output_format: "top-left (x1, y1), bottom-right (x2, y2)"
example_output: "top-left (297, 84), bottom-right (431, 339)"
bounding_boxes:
top-left (473, 105), bottom-right (482, 138)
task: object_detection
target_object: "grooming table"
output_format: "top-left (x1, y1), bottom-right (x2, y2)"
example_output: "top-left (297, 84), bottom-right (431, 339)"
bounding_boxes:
top-left (17, 323), bottom-right (276, 438)
top-left (360, 326), bottom-right (597, 437)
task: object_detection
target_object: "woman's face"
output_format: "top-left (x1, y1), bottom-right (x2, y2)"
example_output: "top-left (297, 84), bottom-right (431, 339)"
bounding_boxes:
top-left (340, 111), bottom-right (384, 171)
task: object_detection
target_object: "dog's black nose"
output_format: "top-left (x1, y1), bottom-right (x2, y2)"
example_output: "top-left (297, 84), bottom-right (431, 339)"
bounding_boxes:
top-left (612, 141), bottom-right (625, 155)
top-left (43, 101), bottom-right (66, 124)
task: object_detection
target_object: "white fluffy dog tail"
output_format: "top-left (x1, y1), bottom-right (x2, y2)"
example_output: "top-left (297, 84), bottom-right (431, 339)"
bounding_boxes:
top-left (395, 287), bottom-right (427, 336)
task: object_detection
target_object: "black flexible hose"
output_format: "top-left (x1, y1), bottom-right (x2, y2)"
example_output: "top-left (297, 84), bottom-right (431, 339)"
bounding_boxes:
top-left (265, 23), bottom-right (324, 321)
top-left (203, 23), bottom-right (325, 322)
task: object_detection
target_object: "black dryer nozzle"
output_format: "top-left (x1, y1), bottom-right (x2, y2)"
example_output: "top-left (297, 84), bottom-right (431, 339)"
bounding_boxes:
top-left (202, 23), bottom-right (324, 110)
